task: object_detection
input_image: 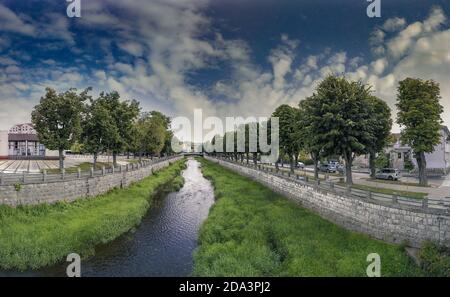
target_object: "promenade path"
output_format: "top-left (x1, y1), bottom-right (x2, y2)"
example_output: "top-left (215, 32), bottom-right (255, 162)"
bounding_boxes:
top-left (0, 157), bottom-right (134, 173)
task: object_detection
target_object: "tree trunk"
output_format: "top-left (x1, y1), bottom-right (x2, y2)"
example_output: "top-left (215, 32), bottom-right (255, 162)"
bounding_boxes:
top-left (246, 152), bottom-right (249, 164)
top-left (127, 152), bottom-right (130, 159)
top-left (113, 152), bottom-right (118, 168)
top-left (369, 151), bottom-right (376, 178)
top-left (417, 151), bottom-right (428, 186)
top-left (59, 149), bottom-right (64, 171)
top-left (294, 153), bottom-right (298, 168)
top-left (93, 152), bottom-right (98, 170)
top-left (253, 152), bottom-right (257, 165)
top-left (289, 154), bottom-right (294, 173)
top-left (139, 151), bottom-right (143, 162)
top-left (344, 153), bottom-right (353, 185)
top-left (311, 152), bottom-right (319, 179)
top-left (275, 156), bottom-right (279, 170)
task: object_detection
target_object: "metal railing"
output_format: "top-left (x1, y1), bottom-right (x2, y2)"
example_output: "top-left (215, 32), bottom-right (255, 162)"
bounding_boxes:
top-left (0, 155), bottom-right (180, 186)
top-left (210, 156), bottom-right (450, 212)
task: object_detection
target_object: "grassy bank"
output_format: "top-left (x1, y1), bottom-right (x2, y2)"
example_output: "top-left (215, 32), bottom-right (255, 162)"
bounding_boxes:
top-left (0, 159), bottom-right (186, 270)
top-left (193, 158), bottom-right (424, 276)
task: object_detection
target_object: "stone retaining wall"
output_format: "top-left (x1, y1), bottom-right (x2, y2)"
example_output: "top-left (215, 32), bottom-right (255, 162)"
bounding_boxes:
top-left (206, 156), bottom-right (450, 248)
top-left (0, 156), bottom-right (183, 206)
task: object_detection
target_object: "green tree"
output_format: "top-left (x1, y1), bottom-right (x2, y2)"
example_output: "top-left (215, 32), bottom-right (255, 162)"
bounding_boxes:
top-left (150, 111), bottom-right (173, 156)
top-left (96, 92), bottom-right (140, 167)
top-left (366, 96), bottom-right (392, 178)
top-left (133, 112), bottom-right (167, 160)
top-left (396, 78), bottom-right (443, 186)
top-left (300, 75), bottom-right (373, 184)
top-left (298, 97), bottom-right (322, 179)
top-left (31, 87), bottom-right (90, 170)
top-left (81, 98), bottom-right (119, 168)
top-left (272, 105), bottom-right (299, 173)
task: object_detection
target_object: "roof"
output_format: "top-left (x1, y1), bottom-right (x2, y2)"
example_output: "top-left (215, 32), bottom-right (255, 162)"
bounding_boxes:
top-left (8, 134), bottom-right (39, 141)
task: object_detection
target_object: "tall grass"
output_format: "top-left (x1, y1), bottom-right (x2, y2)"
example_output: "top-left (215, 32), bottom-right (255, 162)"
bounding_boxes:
top-left (193, 158), bottom-right (424, 276)
top-left (0, 159), bottom-right (186, 270)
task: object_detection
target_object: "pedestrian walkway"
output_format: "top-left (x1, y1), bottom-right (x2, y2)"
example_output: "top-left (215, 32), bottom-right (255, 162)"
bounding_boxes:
top-left (0, 157), bottom-right (134, 173)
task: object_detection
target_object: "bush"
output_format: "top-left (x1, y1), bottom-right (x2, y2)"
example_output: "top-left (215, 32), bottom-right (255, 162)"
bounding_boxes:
top-left (404, 158), bottom-right (415, 172)
top-left (419, 241), bottom-right (450, 276)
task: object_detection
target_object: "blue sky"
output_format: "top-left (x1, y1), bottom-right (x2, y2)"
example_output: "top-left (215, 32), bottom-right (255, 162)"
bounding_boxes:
top-left (0, 0), bottom-right (449, 138)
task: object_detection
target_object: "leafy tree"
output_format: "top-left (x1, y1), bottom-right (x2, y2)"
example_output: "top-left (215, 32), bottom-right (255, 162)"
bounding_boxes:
top-left (396, 78), bottom-right (443, 186)
top-left (300, 75), bottom-right (373, 184)
top-left (96, 91), bottom-right (140, 167)
top-left (272, 104), bottom-right (299, 173)
top-left (150, 111), bottom-right (173, 156)
top-left (81, 98), bottom-right (119, 168)
top-left (366, 96), bottom-right (392, 178)
top-left (298, 97), bottom-right (322, 179)
top-left (32, 87), bottom-right (90, 170)
top-left (133, 112), bottom-right (167, 160)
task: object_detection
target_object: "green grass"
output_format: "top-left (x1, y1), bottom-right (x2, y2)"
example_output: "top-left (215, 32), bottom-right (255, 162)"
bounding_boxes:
top-left (346, 183), bottom-right (428, 200)
top-left (0, 159), bottom-right (186, 270)
top-left (193, 158), bottom-right (424, 276)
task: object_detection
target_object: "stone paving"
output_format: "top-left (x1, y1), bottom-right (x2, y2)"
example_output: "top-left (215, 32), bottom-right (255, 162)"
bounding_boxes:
top-left (0, 157), bottom-right (133, 173)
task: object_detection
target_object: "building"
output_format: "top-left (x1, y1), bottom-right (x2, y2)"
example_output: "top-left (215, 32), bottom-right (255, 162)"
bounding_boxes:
top-left (353, 126), bottom-right (450, 175)
top-left (0, 123), bottom-right (59, 160)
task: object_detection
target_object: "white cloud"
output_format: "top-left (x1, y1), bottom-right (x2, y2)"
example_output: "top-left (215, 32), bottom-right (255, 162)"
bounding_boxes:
top-left (0, 4), bottom-right (36, 36)
top-left (382, 17), bottom-right (406, 32)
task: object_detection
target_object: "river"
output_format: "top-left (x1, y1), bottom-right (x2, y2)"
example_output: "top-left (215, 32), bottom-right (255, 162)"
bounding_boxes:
top-left (0, 158), bottom-right (215, 277)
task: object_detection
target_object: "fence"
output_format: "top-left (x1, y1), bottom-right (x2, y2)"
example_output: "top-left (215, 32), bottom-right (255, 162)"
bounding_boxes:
top-left (0, 156), bottom-right (176, 186)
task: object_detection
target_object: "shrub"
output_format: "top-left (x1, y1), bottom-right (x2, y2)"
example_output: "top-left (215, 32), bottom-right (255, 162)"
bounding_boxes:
top-left (419, 241), bottom-right (450, 276)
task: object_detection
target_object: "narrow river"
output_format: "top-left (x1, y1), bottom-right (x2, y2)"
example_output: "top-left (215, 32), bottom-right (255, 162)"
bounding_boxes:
top-left (1, 158), bottom-right (215, 277)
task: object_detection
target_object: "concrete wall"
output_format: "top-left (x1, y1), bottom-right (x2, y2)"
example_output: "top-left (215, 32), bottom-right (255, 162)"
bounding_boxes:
top-left (206, 156), bottom-right (450, 248)
top-left (0, 156), bottom-right (183, 206)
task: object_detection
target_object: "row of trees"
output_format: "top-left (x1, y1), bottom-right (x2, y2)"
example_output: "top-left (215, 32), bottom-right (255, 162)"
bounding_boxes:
top-left (31, 87), bottom-right (174, 170)
top-left (206, 75), bottom-right (443, 186)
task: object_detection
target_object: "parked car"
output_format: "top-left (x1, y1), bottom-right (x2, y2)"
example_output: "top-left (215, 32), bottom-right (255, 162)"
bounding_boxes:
top-left (375, 168), bottom-right (401, 181)
top-left (296, 162), bottom-right (305, 169)
top-left (318, 163), bottom-right (337, 173)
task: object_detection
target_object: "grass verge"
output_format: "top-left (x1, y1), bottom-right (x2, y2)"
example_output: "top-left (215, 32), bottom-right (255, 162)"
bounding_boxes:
top-left (0, 158), bottom-right (186, 270)
top-left (193, 158), bottom-right (424, 276)
top-left (346, 183), bottom-right (427, 200)
top-left (364, 178), bottom-right (431, 188)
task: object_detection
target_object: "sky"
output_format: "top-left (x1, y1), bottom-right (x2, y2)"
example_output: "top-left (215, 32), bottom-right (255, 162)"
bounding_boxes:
top-left (0, 0), bottom-right (449, 142)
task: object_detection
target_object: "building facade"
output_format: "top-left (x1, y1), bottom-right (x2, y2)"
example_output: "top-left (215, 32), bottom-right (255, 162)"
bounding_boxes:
top-left (353, 126), bottom-right (450, 176)
top-left (0, 123), bottom-right (58, 160)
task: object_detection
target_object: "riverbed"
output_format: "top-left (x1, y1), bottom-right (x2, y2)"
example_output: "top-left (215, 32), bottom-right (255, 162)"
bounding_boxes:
top-left (0, 158), bottom-right (215, 277)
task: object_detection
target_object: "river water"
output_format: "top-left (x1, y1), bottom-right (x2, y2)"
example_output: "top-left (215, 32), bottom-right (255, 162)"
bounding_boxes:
top-left (0, 158), bottom-right (215, 277)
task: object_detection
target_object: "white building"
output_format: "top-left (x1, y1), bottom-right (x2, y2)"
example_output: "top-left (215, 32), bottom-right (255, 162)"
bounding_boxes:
top-left (0, 123), bottom-right (59, 160)
top-left (354, 126), bottom-right (450, 175)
